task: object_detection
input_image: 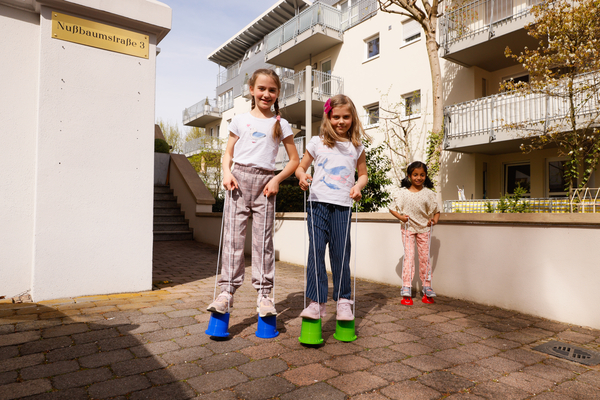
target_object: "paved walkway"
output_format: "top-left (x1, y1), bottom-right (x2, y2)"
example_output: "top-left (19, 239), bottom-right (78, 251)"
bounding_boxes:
top-left (1, 240), bottom-right (600, 400)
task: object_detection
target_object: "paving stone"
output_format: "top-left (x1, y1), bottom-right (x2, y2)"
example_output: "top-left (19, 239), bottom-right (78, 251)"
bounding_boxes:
top-left (46, 343), bottom-right (99, 362)
top-left (157, 316), bottom-right (197, 329)
top-left (280, 348), bottom-right (330, 366)
top-left (0, 370), bottom-right (17, 385)
top-left (555, 380), bottom-right (600, 400)
top-left (198, 352), bottom-right (250, 372)
top-left (328, 371), bottom-right (388, 395)
top-left (280, 382), bottom-right (346, 400)
top-left (478, 337), bottom-right (521, 350)
top-left (499, 348), bottom-right (548, 365)
top-left (0, 353), bottom-right (45, 373)
top-left (173, 333), bottom-right (211, 348)
top-left (97, 335), bottom-right (140, 351)
top-left (142, 327), bottom-right (186, 342)
top-left (522, 363), bottom-right (577, 383)
top-left (111, 356), bottom-right (169, 376)
top-left (20, 360), bottom-right (79, 380)
top-left (194, 391), bottom-right (237, 400)
top-left (0, 346), bottom-right (18, 361)
top-left (348, 393), bottom-right (390, 400)
top-left (140, 306), bottom-right (177, 314)
top-left (129, 381), bottom-right (197, 400)
top-left (380, 380), bottom-right (441, 400)
top-left (237, 358), bottom-right (288, 378)
top-left (444, 393), bottom-right (486, 399)
top-left (534, 321), bottom-right (570, 333)
top-left (87, 375), bottom-right (151, 399)
top-left (449, 363), bottom-right (501, 382)
top-left (20, 336), bottom-right (73, 355)
top-left (146, 362), bottom-right (204, 384)
top-left (161, 346), bottom-right (213, 364)
top-left (117, 322), bottom-right (162, 335)
top-left (239, 342), bottom-right (286, 360)
top-left (524, 392), bottom-right (576, 400)
top-left (0, 378), bottom-right (52, 400)
top-left (471, 381), bottom-right (532, 399)
top-left (577, 370), bottom-right (600, 389)
top-left (557, 330), bottom-right (596, 344)
top-left (70, 328), bottom-right (119, 345)
top-left (128, 314), bottom-right (169, 324)
top-left (204, 337), bottom-right (253, 354)
top-left (18, 387), bottom-right (89, 400)
top-left (369, 362), bottom-right (420, 382)
top-left (321, 342), bottom-right (362, 356)
top-left (418, 370), bottom-right (475, 393)
top-left (543, 358), bottom-right (589, 373)
top-left (282, 362), bottom-right (338, 386)
top-left (465, 327), bottom-right (500, 339)
top-left (52, 367), bottom-right (113, 389)
top-left (417, 336), bottom-right (460, 350)
top-left (499, 331), bottom-right (540, 344)
top-left (389, 342), bottom-right (433, 356)
top-left (476, 356), bottom-right (524, 373)
top-left (404, 327), bottom-right (441, 339)
top-left (435, 348), bottom-right (479, 365)
top-left (187, 369), bottom-right (248, 394)
top-left (353, 336), bottom-right (393, 348)
top-left (0, 331), bottom-right (40, 347)
top-left (42, 324), bottom-right (89, 339)
top-left (458, 343), bottom-right (501, 358)
top-left (358, 347), bottom-right (405, 363)
top-left (324, 354), bottom-right (374, 373)
top-left (130, 340), bottom-right (180, 357)
top-left (78, 348), bottom-right (133, 368)
top-left (499, 371), bottom-right (556, 394)
top-left (371, 322), bottom-right (406, 333)
top-left (402, 354), bottom-right (453, 372)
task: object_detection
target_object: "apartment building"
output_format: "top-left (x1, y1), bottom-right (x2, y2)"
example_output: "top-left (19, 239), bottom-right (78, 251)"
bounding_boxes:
top-left (183, 0), bottom-right (599, 202)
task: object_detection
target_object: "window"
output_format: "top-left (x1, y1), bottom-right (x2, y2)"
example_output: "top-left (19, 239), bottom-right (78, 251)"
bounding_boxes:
top-left (365, 35), bottom-right (380, 60)
top-left (209, 127), bottom-right (214, 137)
top-left (501, 73), bottom-right (529, 92)
top-left (402, 91), bottom-right (421, 117)
top-left (364, 104), bottom-right (379, 127)
top-left (505, 163), bottom-right (531, 195)
top-left (216, 125), bottom-right (220, 138)
top-left (218, 89), bottom-right (234, 111)
top-left (402, 19), bottom-right (421, 45)
top-left (255, 42), bottom-right (263, 54)
top-left (340, 0), bottom-right (359, 29)
top-left (547, 158), bottom-right (568, 197)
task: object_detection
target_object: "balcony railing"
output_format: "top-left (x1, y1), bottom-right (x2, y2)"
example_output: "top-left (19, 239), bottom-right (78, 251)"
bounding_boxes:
top-left (279, 69), bottom-right (344, 105)
top-left (444, 71), bottom-right (600, 144)
top-left (275, 136), bottom-right (305, 170)
top-left (441, 0), bottom-right (540, 49)
top-left (182, 98), bottom-right (221, 125)
top-left (182, 135), bottom-right (225, 157)
top-left (217, 60), bottom-right (241, 86)
top-left (265, 2), bottom-right (343, 54)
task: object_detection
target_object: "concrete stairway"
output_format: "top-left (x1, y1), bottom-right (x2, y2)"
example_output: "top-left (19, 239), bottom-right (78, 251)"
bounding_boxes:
top-left (153, 185), bottom-right (193, 241)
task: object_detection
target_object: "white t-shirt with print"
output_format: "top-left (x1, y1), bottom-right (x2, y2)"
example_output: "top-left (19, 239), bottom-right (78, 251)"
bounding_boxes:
top-left (230, 113), bottom-right (293, 171)
top-left (306, 136), bottom-right (365, 207)
top-left (395, 187), bottom-right (440, 233)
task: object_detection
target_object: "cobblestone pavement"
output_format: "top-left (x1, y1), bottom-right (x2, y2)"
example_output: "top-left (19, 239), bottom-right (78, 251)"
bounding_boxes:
top-left (1, 240), bottom-right (600, 399)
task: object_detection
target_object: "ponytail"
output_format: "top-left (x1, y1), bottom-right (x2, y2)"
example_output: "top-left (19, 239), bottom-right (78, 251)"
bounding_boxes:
top-left (272, 98), bottom-right (282, 140)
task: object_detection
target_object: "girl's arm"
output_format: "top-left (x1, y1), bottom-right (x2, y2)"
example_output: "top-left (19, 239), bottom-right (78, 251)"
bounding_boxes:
top-left (263, 135), bottom-right (300, 197)
top-left (428, 211), bottom-right (441, 227)
top-left (295, 151), bottom-right (314, 191)
top-left (389, 208), bottom-right (409, 223)
top-left (349, 151), bottom-right (368, 201)
top-left (222, 133), bottom-right (239, 190)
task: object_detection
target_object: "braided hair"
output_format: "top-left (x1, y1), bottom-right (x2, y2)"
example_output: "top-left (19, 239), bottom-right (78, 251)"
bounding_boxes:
top-left (248, 69), bottom-right (283, 140)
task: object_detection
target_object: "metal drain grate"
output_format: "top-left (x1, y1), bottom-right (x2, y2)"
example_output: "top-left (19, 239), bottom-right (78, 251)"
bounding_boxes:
top-left (534, 341), bottom-right (600, 366)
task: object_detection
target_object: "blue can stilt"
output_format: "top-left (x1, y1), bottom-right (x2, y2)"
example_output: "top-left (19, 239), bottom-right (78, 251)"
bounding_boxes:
top-left (256, 315), bottom-right (279, 338)
top-left (298, 318), bottom-right (324, 345)
top-left (333, 319), bottom-right (357, 342)
top-left (205, 312), bottom-right (230, 338)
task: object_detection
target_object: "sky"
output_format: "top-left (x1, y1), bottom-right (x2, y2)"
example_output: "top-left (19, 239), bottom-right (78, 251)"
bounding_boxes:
top-left (155, 0), bottom-right (279, 135)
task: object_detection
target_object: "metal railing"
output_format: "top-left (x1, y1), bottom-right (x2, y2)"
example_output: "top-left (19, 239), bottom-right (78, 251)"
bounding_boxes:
top-left (444, 71), bottom-right (600, 143)
top-left (275, 136), bottom-right (305, 170)
top-left (265, 2), bottom-right (343, 53)
top-left (441, 0), bottom-right (540, 49)
top-left (182, 98), bottom-right (220, 125)
top-left (279, 69), bottom-right (344, 105)
top-left (570, 188), bottom-right (600, 213)
top-left (183, 136), bottom-right (225, 157)
top-left (217, 60), bottom-right (241, 86)
top-left (341, 0), bottom-right (379, 30)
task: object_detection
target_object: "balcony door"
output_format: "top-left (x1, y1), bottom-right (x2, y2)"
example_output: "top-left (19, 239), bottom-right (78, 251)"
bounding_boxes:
top-left (320, 59), bottom-right (332, 96)
top-left (485, 0), bottom-right (513, 25)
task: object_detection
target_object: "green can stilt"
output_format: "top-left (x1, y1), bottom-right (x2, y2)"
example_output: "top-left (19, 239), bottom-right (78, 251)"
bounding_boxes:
top-left (298, 318), bottom-right (324, 345)
top-left (333, 319), bottom-right (357, 342)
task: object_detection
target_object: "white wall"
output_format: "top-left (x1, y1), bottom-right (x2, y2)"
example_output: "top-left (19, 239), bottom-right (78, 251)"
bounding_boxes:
top-left (0, 5), bottom-right (39, 298)
top-left (195, 212), bottom-right (600, 329)
top-left (0, 0), bottom-right (171, 301)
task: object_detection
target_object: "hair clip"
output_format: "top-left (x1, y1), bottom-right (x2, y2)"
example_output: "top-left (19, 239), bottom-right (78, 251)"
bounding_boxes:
top-left (276, 115), bottom-right (281, 121)
top-left (324, 98), bottom-right (332, 114)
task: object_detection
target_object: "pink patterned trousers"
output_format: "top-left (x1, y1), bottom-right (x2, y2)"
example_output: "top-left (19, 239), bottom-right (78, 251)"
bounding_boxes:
top-left (401, 228), bottom-right (432, 288)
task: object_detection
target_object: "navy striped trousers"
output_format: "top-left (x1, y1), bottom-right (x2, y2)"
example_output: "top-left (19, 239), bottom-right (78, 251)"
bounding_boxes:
top-left (306, 201), bottom-right (352, 303)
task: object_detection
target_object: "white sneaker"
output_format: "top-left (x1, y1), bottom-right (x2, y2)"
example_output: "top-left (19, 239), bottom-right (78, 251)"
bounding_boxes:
top-left (299, 301), bottom-right (326, 320)
top-left (207, 292), bottom-right (233, 314)
top-left (257, 295), bottom-right (277, 317)
top-left (336, 298), bottom-right (354, 321)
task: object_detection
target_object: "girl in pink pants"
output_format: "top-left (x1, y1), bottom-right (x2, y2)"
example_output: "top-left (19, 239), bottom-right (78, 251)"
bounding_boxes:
top-left (389, 161), bottom-right (440, 303)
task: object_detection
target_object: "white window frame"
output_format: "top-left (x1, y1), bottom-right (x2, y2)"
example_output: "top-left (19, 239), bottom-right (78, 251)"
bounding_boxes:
top-left (401, 90), bottom-right (421, 120)
top-left (402, 19), bottom-right (421, 47)
top-left (364, 103), bottom-right (379, 128)
top-left (546, 157), bottom-right (569, 197)
top-left (365, 34), bottom-right (380, 62)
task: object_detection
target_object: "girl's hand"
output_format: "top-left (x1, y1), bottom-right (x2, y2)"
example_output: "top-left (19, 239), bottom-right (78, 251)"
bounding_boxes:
top-left (428, 218), bottom-right (437, 227)
top-left (263, 178), bottom-right (279, 197)
top-left (299, 174), bottom-right (312, 191)
top-left (349, 185), bottom-right (362, 201)
top-left (222, 173), bottom-right (238, 191)
top-left (389, 209), bottom-right (409, 223)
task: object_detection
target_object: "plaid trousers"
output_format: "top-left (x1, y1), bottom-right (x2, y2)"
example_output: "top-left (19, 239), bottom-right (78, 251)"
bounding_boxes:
top-left (219, 164), bottom-right (275, 295)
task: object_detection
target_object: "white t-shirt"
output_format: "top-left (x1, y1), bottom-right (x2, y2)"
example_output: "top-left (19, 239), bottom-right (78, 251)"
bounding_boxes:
top-left (395, 187), bottom-right (440, 233)
top-left (229, 113), bottom-right (293, 171)
top-left (306, 136), bottom-right (365, 207)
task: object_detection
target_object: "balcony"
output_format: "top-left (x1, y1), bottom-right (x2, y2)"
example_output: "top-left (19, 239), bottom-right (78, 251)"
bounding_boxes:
top-left (444, 72), bottom-right (600, 153)
top-left (275, 136), bottom-right (305, 171)
top-left (265, 2), bottom-right (343, 68)
top-left (440, 0), bottom-right (540, 70)
top-left (278, 69), bottom-right (344, 123)
top-left (182, 99), bottom-right (221, 127)
top-left (183, 136), bottom-right (225, 158)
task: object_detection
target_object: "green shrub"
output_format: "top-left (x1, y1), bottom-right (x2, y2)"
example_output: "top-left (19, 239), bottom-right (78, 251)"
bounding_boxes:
top-left (276, 184), bottom-right (305, 212)
top-left (212, 196), bottom-right (224, 212)
top-left (155, 138), bottom-right (171, 154)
